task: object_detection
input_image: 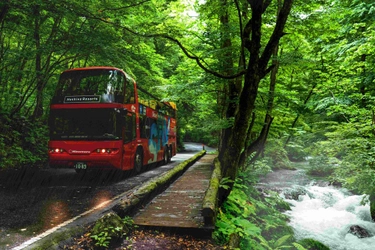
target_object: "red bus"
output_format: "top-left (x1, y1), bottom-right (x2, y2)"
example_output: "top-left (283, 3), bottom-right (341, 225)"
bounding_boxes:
top-left (48, 66), bottom-right (177, 173)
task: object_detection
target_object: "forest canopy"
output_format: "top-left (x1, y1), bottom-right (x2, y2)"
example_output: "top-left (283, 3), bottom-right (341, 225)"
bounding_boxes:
top-left (1, 0), bottom-right (375, 204)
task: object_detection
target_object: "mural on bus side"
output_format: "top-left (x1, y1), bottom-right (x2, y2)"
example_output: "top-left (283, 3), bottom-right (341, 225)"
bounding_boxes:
top-left (147, 116), bottom-right (169, 163)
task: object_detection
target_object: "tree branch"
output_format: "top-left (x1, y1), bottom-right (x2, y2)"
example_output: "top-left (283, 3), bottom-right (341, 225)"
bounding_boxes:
top-left (234, 0), bottom-right (246, 70)
top-left (243, 0), bottom-right (272, 50)
top-left (100, 0), bottom-right (151, 12)
top-left (70, 4), bottom-right (247, 80)
top-left (121, 26), bottom-right (247, 79)
top-left (259, 0), bottom-right (293, 73)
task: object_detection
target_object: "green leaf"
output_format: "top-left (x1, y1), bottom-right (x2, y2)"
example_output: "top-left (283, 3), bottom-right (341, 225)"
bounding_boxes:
top-left (274, 235), bottom-right (292, 248)
top-left (292, 242), bottom-right (308, 250)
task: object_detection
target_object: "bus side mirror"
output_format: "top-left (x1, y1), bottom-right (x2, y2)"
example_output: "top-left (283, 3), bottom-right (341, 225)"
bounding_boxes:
top-left (121, 108), bottom-right (128, 116)
top-left (115, 108), bottom-right (128, 116)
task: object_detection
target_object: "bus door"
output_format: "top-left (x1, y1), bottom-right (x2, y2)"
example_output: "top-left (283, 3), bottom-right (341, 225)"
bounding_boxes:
top-left (122, 112), bottom-right (136, 170)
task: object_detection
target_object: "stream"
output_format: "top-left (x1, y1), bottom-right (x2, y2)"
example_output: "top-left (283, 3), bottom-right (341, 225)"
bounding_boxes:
top-left (257, 165), bottom-right (375, 250)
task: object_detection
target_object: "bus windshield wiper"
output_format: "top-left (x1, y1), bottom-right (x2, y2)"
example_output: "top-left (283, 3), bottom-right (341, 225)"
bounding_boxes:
top-left (61, 135), bottom-right (89, 139)
top-left (91, 133), bottom-right (119, 139)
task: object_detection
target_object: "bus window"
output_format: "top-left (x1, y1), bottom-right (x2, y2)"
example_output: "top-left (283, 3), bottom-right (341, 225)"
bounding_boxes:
top-left (139, 115), bottom-right (147, 139)
top-left (123, 113), bottom-right (136, 143)
top-left (145, 117), bottom-right (157, 140)
top-left (54, 69), bottom-right (125, 103)
top-left (124, 77), bottom-right (135, 104)
top-left (49, 108), bottom-right (122, 140)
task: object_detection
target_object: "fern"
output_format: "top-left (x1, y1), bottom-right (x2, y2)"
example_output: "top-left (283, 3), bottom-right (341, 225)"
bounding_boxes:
top-left (292, 242), bottom-right (308, 250)
top-left (214, 165), bottom-right (297, 249)
top-left (219, 176), bottom-right (234, 190)
top-left (274, 235), bottom-right (292, 248)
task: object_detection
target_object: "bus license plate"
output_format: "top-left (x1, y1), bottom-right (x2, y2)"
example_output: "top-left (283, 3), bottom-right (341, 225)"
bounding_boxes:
top-left (74, 162), bottom-right (87, 170)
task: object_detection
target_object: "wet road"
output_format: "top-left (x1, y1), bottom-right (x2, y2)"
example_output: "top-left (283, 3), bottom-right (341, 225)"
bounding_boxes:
top-left (0, 143), bottom-right (208, 249)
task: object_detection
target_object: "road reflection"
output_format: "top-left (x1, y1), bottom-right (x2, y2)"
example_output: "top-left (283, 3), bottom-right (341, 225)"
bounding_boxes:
top-left (40, 200), bottom-right (70, 230)
top-left (89, 190), bottom-right (112, 210)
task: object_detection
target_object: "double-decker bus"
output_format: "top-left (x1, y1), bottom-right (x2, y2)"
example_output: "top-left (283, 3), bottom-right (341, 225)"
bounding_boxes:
top-left (48, 66), bottom-right (177, 173)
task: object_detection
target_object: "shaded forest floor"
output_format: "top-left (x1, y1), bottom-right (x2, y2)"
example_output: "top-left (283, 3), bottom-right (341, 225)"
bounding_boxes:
top-left (65, 228), bottom-right (225, 249)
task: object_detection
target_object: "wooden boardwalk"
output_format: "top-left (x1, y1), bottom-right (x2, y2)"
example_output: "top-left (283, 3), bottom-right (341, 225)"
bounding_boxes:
top-left (133, 154), bottom-right (216, 236)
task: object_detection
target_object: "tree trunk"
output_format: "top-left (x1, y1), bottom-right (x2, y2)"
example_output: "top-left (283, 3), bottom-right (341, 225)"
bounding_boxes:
top-left (239, 25), bottom-right (280, 166)
top-left (0, 1), bottom-right (9, 25)
top-left (32, 4), bottom-right (44, 119)
top-left (218, 0), bottom-right (294, 202)
top-left (218, 0), bottom-right (240, 154)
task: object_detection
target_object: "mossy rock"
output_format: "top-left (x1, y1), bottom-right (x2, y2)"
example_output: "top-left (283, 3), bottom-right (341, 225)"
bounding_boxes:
top-left (369, 194), bottom-right (375, 221)
top-left (262, 225), bottom-right (294, 242)
top-left (276, 198), bottom-right (292, 211)
top-left (91, 212), bottom-right (130, 238)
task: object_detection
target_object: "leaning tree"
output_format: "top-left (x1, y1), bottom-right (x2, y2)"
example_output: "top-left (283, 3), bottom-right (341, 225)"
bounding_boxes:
top-left (138, 0), bottom-right (295, 199)
top-left (165, 0), bottom-right (295, 199)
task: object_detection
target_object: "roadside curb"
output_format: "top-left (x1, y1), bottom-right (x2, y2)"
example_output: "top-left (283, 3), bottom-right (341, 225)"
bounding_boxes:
top-left (16, 150), bottom-right (206, 250)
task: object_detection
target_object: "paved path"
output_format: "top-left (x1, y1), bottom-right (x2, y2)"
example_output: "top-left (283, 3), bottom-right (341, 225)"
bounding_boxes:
top-left (133, 154), bottom-right (216, 235)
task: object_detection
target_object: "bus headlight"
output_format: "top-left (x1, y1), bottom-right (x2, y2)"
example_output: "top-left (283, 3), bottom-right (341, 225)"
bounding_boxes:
top-left (95, 148), bottom-right (119, 154)
top-left (49, 148), bottom-right (65, 153)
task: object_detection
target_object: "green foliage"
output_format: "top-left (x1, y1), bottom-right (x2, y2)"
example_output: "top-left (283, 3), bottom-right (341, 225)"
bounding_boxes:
top-left (292, 242), bottom-right (308, 250)
top-left (307, 155), bottom-right (338, 177)
top-left (0, 113), bottom-right (48, 169)
top-left (251, 158), bottom-right (273, 177)
top-left (214, 165), bottom-right (296, 249)
top-left (264, 139), bottom-right (293, 170)
top-left (331, 138), bottom-right (375, 195)
top-left (90, 214), bottom-right (134, 248)
top-left (285, 139), bottom-right (310, 162)
top-left (297, 238), bottom-right (330, 250)
top-left (1, 0), bottom-right (375, 231)
top-left (219, 176), bottom-right (234, 190)
top-left (214, 183), bottom-right (262, 248)
top-left (0, 0), bottom-right (222, 166)
top-left (91, 225), bottom-right (122, 248)
top-left (286, 0), bottom-right (375, 194)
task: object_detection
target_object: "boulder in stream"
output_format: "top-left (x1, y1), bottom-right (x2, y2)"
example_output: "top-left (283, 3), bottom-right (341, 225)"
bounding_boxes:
top-left (348, 225), bottom-right (371, 238)
top-left (283, 186), bottom-right (307, 200)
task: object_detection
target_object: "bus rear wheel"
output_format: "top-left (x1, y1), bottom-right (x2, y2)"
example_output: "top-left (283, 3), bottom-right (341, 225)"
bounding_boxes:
top-left (168, 147), bottom-right (172, 163)
top-left (134, 149), bottom-right (143, 173)
top-left (163, 146), bottom-right (171, 164)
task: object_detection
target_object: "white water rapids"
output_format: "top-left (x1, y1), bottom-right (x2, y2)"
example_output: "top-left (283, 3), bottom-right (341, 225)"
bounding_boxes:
top-left (258, 168), bottom-right (375, 250)
top-left (284, 184), bottom-right (375, 250)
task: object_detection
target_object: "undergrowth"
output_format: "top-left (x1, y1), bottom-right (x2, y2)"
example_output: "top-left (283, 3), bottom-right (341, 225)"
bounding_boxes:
top-left (307, 155), bottom-right (337, 177)
top-left (90, 214), bottom-right (135, 248)
top-left (0, 113), bottom-right (48, 169)
top-left (213, 164), bottom-right (306, 250)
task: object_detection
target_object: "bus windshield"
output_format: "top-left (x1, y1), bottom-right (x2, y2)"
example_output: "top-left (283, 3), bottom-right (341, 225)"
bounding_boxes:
top-left (53, 69), bottom-right (125, 103)
top-left (49, 108), bottom-right (122, 140)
